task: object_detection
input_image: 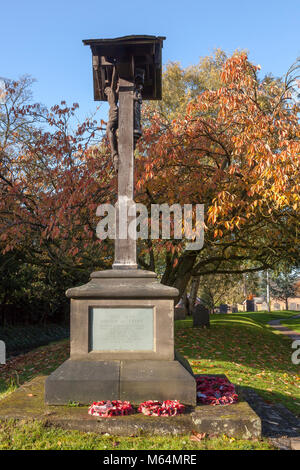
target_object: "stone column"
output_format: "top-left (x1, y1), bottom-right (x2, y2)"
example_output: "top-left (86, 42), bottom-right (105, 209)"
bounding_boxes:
top-left (112, 78), bottom-right (137, 270)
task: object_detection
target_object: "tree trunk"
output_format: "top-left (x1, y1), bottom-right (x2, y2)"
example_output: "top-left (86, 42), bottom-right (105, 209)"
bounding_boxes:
top-left (161, 251), bottom-right (198, 303)
top-left (189, 277), bottom-right (200, 314)
top-left (182, 291), bottom-right (190, 315)
top-left (266, 270), bottom-right (270, 312)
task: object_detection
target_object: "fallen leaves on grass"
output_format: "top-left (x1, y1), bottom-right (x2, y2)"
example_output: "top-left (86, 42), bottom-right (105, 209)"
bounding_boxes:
top-left (175, 315), bottom-right (300, 416)
top-left (0, 340), bottom-right (69, 395)
top-left (190, 431), bottom-right (206, 442)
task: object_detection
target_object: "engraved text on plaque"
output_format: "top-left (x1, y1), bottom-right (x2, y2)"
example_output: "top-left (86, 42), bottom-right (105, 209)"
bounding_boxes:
top-left (90, 307), bottom-right (154, 351)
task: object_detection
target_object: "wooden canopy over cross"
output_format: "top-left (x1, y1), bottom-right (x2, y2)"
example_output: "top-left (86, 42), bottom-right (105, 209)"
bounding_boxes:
top-left (83, 35), bottom-right (165, 269)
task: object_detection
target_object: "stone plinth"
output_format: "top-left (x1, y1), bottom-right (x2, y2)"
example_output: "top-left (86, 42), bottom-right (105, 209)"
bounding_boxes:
top-left (45, 269), bottom-right (196, 405)
top-left (5, 376), bottom-right (262, 439)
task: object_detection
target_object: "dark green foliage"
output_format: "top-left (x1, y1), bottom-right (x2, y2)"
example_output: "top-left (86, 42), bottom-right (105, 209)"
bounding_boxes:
top-left (0, 324), bottom-right (69, 356)
top-left (0, 249), bottom-right (90, 325)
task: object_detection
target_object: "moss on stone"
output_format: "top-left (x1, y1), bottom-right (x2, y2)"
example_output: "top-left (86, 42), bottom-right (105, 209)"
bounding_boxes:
top-left (0, 376), bottom-right (261, 438)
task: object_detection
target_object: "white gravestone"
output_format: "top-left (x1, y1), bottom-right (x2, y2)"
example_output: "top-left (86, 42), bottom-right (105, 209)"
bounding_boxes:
top-left (0, 340), bottom-right (5, 364)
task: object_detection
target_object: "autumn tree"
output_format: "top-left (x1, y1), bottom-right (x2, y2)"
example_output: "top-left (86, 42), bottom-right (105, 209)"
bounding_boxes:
top-left (0, 76), bottom-right (113, 269)
top-left (0, 77), bottom-right (114, 320)
top-left (136, 53), bottom-right (300, 297)
top-left (1, 52), bottom-right (300, 317)
top-left (146, 49), bottom-right (227, 120)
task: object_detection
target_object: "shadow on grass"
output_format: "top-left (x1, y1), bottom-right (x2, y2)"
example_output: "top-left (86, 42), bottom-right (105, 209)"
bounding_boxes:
top-left (0, 324), bottom-right (69, 358)
top-left (0, 378), bottom-right (17, 400)
top-left (176, 311), bottom-right (299, 330)
top-left (237, 384), bottom-right (300, 438)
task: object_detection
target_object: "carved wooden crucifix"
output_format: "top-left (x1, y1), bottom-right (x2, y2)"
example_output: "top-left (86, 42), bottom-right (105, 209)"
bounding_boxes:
top-left (83, 35), bottom-right (165, 270)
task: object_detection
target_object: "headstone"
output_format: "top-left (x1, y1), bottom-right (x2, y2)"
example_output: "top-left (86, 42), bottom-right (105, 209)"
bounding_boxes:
top-left (231, 305), bottom-right (238, 313)
top-left (174, 306), bottom-right (187, 320)
top-left (193, 304), bottom-right (210, 328)
top-left (219, 304), bottom-right (228, 314)
top-left (246, 299), bottom-right (255, 312)
top-left (0, 340), bottom-right (5, 364)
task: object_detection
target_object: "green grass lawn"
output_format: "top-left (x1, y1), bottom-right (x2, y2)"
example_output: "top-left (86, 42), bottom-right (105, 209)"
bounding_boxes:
top-left (0, 310), bottom-right (299, 450)
top-left (0, 419), bottom-right (274, 450)
top-left (209, 310), bottom-right (299, 327)
top-left (176, 311), bottom-right (300, 415)
top-left (279, 316), bottom-right (300, 334)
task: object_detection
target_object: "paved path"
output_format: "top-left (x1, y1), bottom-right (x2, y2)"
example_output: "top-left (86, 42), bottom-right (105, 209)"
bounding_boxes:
top-left (263, 313), bottom-right (300, 449)
top-left (241, 387), bottom-right (300, 449)
top-left (268, 314), bottom-right (300, 341)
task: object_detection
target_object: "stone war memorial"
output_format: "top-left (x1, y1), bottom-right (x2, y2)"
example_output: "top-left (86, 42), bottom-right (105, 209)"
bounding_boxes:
top-left (45, 35), bottom-right (197, 406)
top-left (0, 34), bottom-right (263, 441)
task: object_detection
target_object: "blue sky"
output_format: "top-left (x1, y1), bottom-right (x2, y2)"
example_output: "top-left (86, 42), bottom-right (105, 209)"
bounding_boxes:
top-left (1, 0), bottom-right (299, 122)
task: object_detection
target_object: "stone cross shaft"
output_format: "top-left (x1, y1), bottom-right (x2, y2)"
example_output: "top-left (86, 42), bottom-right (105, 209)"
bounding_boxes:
top-left (112, 77), bottom-right (137, 270)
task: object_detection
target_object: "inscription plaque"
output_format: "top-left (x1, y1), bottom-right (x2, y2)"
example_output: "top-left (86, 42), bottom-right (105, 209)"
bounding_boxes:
top-left (90, 307), bottom-right (154, 351)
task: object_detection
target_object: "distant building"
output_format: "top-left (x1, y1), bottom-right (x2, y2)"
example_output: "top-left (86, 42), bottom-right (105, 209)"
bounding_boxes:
top-left (237, 292), bottom-right (300, 312)
top-left (269, 298), bottom-right (300, 311)
top-left (236, 277), bottom-right (300, 312)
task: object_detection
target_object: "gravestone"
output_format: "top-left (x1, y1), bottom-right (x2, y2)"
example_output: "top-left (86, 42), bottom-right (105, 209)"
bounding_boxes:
top-left (0, 340), bottom-right (5, 364)
top-left (174, 305), bottom-right (187, 320)
top-left (193, 304), bottom-right (210, 328)
top-left (219, 304), bottom-right (228, 314)
top-left (246, 299), bottom-right (255, 312)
